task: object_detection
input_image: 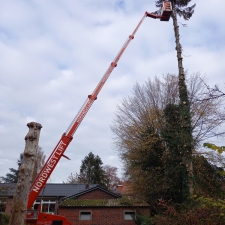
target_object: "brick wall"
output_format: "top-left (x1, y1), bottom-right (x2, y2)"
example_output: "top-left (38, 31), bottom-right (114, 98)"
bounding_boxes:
top-left (59, 207), bottom-right (150, 225)
top-left (5, 198), bottom-right (13, 214)
top-left (77, 189), bottom-right (117, 200)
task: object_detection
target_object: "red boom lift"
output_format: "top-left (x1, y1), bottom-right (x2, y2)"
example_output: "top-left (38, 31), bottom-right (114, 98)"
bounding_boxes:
top-left (25, 2), bottom-right (172, 225)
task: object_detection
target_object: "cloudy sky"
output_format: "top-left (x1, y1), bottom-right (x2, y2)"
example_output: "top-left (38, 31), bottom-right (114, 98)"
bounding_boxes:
top-left (0, 0), bottom-right (224, 183)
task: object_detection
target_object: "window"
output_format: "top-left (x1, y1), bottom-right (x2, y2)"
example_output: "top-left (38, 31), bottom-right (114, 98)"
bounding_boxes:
top-left (124, 211), bottom-right (135, 220)
top-left (33, 199), bottom-right (56, 214)
top-left (79, 211), bottom-right (92, 220)
top-left (0, 198), bottom-right (7, 212)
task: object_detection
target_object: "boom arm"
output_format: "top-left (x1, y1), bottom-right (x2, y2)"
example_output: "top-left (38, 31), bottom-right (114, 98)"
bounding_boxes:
top-left (27, 11), bottom-right (151, 210)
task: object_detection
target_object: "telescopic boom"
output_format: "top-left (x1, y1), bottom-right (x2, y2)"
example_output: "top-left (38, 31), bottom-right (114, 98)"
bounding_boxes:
top-left (27, 11), bottom-right (150, 210)
top-left (26, 0), bottom-right (172, 216)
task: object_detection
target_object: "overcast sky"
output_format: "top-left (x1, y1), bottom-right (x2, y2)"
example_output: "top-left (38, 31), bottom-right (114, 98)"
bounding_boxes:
top-left (0, 0), bottom-right (224, 183)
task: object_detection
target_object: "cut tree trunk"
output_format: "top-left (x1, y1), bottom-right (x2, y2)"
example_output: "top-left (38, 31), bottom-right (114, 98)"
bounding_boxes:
top-left (9, 122), bottom-right (42, 225)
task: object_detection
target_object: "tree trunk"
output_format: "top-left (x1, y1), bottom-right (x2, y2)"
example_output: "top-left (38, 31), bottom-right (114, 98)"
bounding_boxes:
top-left (9, 122), bottom-right (42, 225)
top-left (171, 1), bottom-right (194, 198)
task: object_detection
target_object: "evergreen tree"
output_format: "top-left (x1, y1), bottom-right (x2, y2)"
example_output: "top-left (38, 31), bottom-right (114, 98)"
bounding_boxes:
top-left (78, 152), bottom-right (108, 189)
top-left (112, 73), bottom-right (225, 207)
top-left (1, 147), bottom-right (45, 183)
top-left (1, 153), bottom-right (23, 183)
top-left (193, 155), bottom-right (225, 198)
top-left (155, 0), bottom-right (196, 198)
top-left (162, 104), bottom-right (187, 202)
top-left (155, 0), bottom-right (196, 21)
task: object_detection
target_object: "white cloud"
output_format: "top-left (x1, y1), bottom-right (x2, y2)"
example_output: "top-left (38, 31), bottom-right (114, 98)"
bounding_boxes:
top-left (0, 0), bottom-right (224, 184)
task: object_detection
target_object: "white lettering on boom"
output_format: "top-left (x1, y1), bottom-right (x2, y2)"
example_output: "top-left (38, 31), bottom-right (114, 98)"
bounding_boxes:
top-left (32, 140), bottom-right (67, 193)
top-left (77, 100), bottom-right (92, 124)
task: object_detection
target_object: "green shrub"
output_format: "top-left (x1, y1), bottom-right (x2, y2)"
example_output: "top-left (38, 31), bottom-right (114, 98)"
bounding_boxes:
top-left (136, 214), bottom-right (154, 225)
top-left (153, 197), bottom-right (225, 225)
top-left (0, 213), bottom-right (10, 225)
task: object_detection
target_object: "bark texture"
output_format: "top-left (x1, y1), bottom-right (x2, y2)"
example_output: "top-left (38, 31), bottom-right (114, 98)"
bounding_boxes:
top-left (9, 122), bottom-right (42, 225)
top-left (171, 1), bottom-right (193, 197)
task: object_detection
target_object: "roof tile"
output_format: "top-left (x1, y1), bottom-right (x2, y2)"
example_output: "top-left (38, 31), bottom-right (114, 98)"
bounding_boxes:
top-left (60, 198), bottom-right (149, 207)
top-left (0, 183), bottom-right (98, 198)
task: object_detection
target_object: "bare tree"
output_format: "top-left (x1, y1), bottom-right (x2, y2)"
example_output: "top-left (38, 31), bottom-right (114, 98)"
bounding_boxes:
top-left (31, 146), bottom-right (46, 182)
top-left (198, 84), bottom-right (225, 101)
top-left (103, 165), bottom-right (121, 190)
top-left (112, 74), bottom-right (225, 150)
top-left (63, 173), bottom-right (79, 184)
top-left (188, 74), bottom-right (225, 144)
top-left (111, 73), bottom-right (225, 202)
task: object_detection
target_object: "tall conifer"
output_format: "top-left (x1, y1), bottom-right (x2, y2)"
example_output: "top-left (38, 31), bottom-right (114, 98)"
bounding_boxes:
top-left (78, 152), bottom-right (108, 189)
top-left (155, 0), bottom-right (196, 198)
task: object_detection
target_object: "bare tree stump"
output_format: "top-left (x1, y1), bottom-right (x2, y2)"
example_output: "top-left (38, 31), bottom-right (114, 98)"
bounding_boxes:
top-left (9, 122), bottom-right (42, 225)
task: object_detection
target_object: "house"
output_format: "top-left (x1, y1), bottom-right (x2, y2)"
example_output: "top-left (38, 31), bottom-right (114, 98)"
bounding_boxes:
top-left (0, 183), bottom-right (150, 225)
top-left (59, 185), bottom-right (149, 225)
top-left (116, 181), bottom-right (134, 197)
top-left (0, 183), bottom-right (97, 214)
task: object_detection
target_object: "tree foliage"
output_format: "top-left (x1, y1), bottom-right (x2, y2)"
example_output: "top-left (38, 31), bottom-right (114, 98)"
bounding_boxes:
top-left (112, 73), bottom-right (224, 153)
top-left (153, 196), bottom-right (225, 225)
top-left (32, 146), bottom-right (46, 182)
top-left (200, 84), bottom-right (225, 101)
top-left (63, 173), bottom-right (79, 184)
top-left (111, 74), bottom-right (225, 206)
top-left (155, 0), bottom-right (196, 20)
top-left (203, 143), bottom-right (225, 154)
top-left (0, 213), bottom-right (10, 225)
top-left (161, 103), bottom-right (188, 202)
top-left (155, 0), bottom-right (196, 197)
top-left (193, 155), bottom-right (225, 198)
top-left (128, 128), bottom-right (168, 205)
top-left (1, 147), bottom-right (46, 183)
top-left (78, 152), bottom-right (108, 189)
top-left (0, 153), bottom-right (23, 183)
top-left (103, 165), bottom-right (121, 190)
top-left (63, 162), bottom-right (121, 189)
